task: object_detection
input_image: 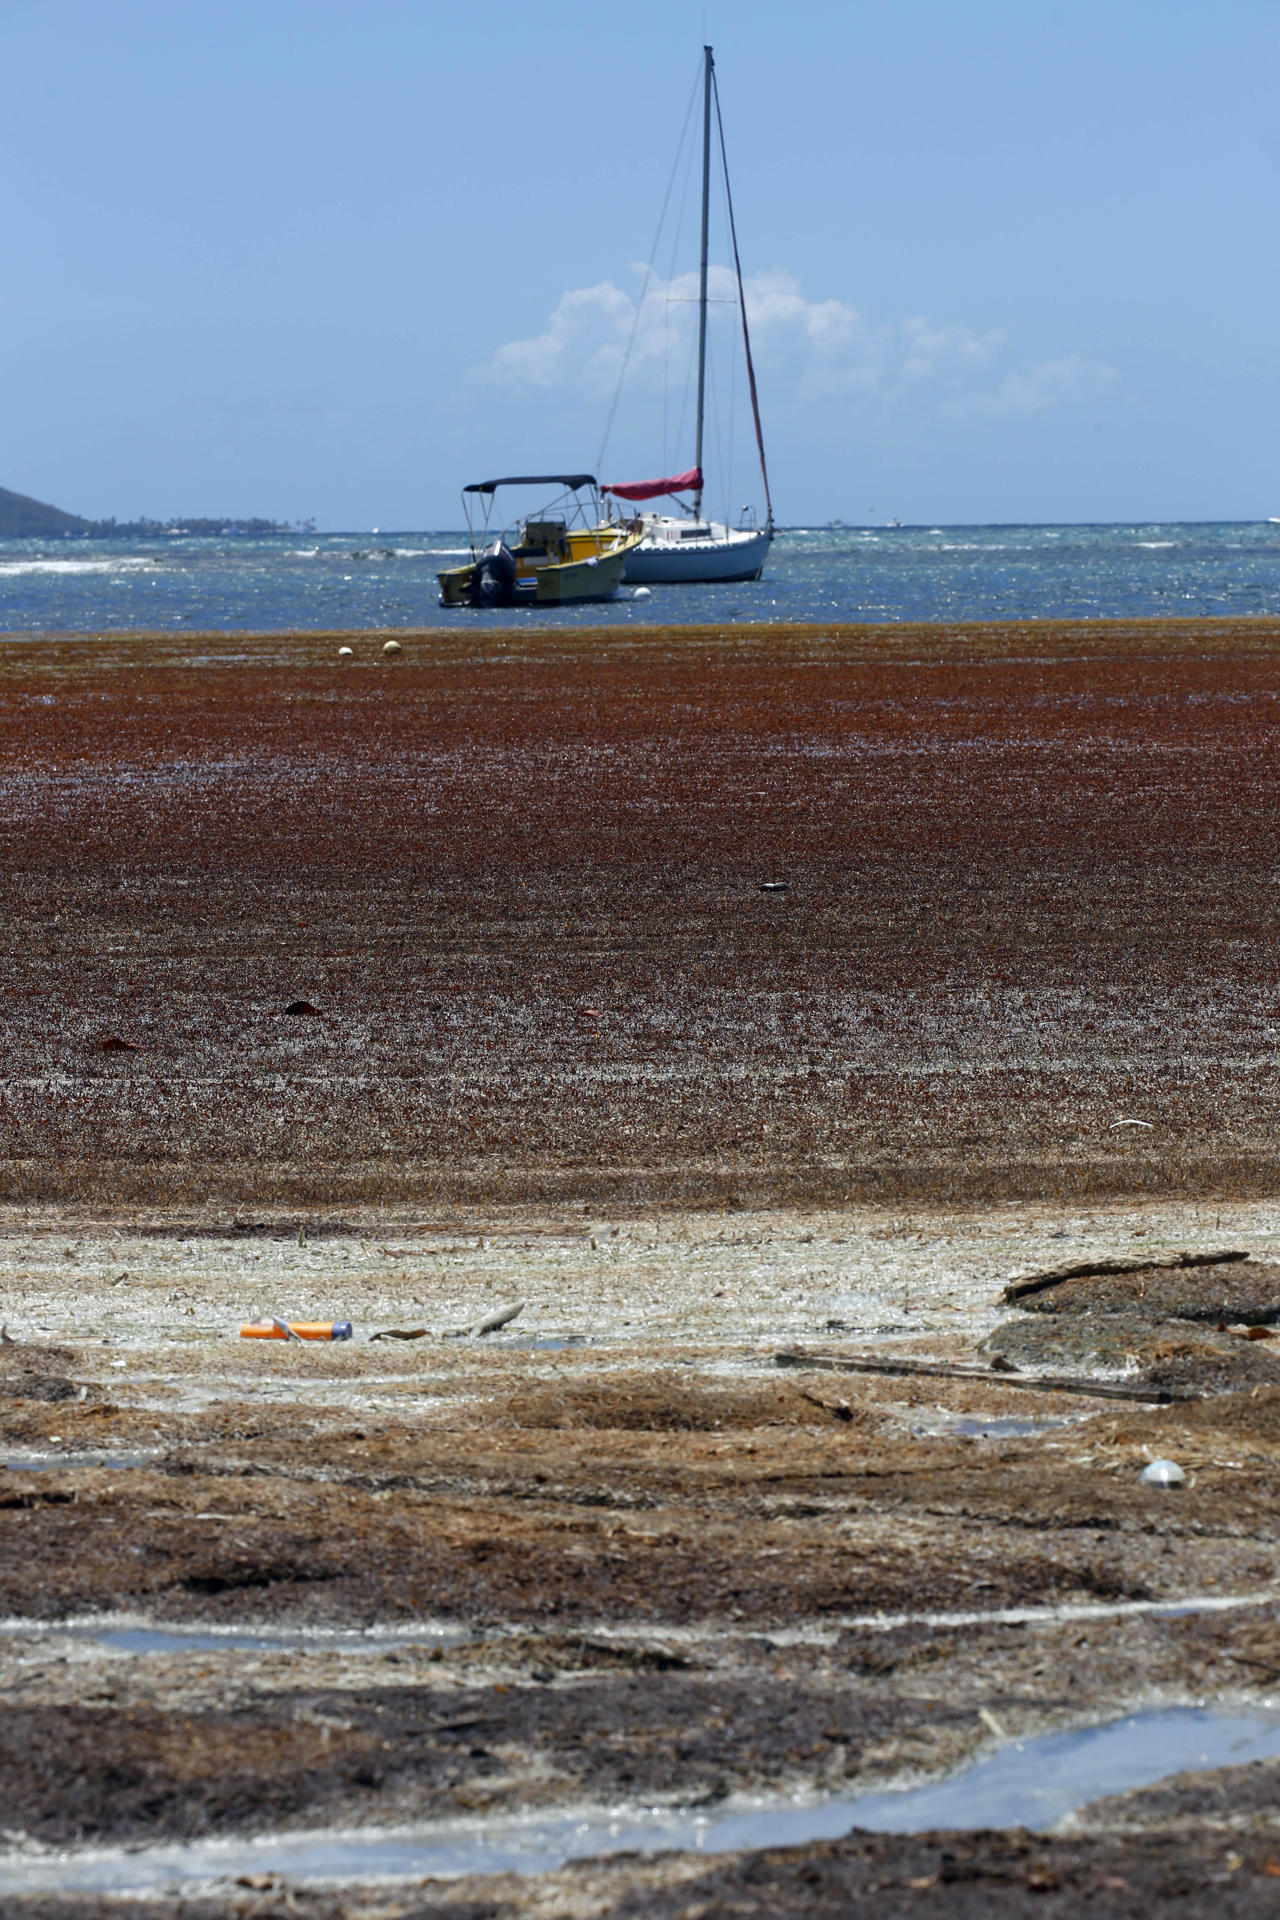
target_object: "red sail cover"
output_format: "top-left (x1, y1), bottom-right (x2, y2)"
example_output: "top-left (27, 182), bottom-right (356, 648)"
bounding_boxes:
top-left (603, 468), bottom-right (702, 503)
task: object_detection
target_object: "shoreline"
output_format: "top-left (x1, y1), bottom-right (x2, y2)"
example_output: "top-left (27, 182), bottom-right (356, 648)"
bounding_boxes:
top-left (3, 615), bottom-right (1280, 1911)
top-left (0, 1198), bottom-right (1278, 1913)
top-left (9, 609), bottom-right (1280, 644)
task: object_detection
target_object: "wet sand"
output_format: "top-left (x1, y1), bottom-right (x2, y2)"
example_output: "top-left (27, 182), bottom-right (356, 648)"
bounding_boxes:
top-left (4, 622), bottom-right (1280, 1911)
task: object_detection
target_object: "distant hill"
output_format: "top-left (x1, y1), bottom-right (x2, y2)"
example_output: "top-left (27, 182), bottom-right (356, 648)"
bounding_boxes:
top-left (0, 486), bottom-right (91, 536)
top-left (0, 488), bottom-right (307, 538)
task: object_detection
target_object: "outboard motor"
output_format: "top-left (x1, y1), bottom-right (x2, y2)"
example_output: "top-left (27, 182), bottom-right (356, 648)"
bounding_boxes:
top-left (467, 541), bottom-right (517, 608)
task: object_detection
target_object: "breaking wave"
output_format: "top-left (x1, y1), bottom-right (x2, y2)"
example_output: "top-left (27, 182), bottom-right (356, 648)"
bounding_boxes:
top-left (0, 557), bottom-right (154, 577)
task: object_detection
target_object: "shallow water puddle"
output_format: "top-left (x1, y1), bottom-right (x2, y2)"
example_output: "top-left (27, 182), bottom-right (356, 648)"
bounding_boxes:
top-left (913, 1413), bottom-right (1082, 1440)
top-left (1, 1453), bottom-right (157, 1472)
top-left (3, 1707), bottom-right (1278, 1895)
top-left (833, 1706), bottom-right (1280, 1832)
top-left (0, 1616), bottom-right (473, 1657)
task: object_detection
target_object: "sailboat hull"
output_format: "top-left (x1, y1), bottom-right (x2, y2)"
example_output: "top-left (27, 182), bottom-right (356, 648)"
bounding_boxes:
top-left (622, 523), bottom-right (772, 584)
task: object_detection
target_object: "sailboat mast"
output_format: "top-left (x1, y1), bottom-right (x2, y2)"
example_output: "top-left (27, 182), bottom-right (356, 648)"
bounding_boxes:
top-left (692, 44), bottom-right (713, 524)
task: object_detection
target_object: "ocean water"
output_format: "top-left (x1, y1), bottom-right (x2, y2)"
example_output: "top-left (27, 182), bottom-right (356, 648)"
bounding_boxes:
top-left (4, 521), bottom-right (1280, 632)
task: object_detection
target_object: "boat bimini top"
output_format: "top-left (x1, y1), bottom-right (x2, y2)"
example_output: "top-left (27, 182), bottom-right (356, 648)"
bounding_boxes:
top-left (462, 474), bottom-right (597, 495)
top-left (458, 475), bottom-right (611, 556)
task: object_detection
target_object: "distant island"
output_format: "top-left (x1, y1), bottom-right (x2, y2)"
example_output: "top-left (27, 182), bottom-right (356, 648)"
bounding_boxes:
top-left (0, 486), bottom-right (90, 536)
top-left (0, 485), bottom-right (309, 539)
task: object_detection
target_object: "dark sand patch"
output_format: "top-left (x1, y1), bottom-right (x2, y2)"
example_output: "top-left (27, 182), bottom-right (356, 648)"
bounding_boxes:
top-left (1016, 1259), bottom-right (1280, 1323)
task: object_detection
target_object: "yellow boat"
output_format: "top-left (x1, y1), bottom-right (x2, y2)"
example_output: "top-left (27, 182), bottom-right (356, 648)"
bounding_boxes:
top-left (437, 474), bottom-right (642, 608)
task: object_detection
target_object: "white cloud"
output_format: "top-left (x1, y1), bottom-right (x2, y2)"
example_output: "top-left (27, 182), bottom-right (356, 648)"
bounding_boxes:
top-left (740, 267), bottom-right (863, 353)
top-left (488, 279), bottom-right (635, 390)
top-left (901, 315), bottom-right (1004, 382)
top-left (483, 266), bottom-right (881, 399)
top-left (480, 271), bottom-right (1117, 421)
top-left (947, 353), bottom-right (1120, 418)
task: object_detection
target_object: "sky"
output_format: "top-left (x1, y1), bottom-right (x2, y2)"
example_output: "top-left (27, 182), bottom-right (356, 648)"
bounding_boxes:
top-left (3, 0), bottom-right (1280, 528)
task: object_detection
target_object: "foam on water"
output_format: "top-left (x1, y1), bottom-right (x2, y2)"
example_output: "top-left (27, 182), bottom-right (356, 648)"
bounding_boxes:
top-left (0, 556), bottom-right (153, 576)
top-left (1, 1708), bottom-right (1275, 1894)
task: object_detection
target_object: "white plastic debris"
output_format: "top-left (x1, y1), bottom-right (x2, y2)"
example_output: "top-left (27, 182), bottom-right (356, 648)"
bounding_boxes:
top-left (1141, 1459), bottom-right (1186, 1488)
top-left (472, 1301), bottom-right (524, 1337)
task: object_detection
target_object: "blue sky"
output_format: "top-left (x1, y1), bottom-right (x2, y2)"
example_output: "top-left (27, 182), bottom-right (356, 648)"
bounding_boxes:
top-left (3, 0), bottom-right (1280, 528)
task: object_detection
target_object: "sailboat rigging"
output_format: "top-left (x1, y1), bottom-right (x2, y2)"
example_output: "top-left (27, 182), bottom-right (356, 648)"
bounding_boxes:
top-left (604, 46), bottom-right (774, 585)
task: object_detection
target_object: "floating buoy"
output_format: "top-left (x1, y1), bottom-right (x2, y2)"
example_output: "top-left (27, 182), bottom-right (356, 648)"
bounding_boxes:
top-left (382, 639), bottom-right (403, 657)
top-left (338, 645), bottom-right (354, 659)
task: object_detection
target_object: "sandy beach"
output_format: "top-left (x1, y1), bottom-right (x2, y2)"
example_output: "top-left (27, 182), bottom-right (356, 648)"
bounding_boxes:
top-left (3, 621), bottom-right (1280, 1913)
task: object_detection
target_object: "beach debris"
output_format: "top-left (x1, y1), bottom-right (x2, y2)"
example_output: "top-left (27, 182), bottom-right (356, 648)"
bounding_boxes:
top-left (382, 639), bottom-right (403, 656)
top-left (1140, 1458), bottom-right (1186, 1488)
top-left (98, 1033), bottom-right (141, 1052)
top-left (370, 1326), bottom-right (431, 1341)
top-left (774, 1348), bottom-right (1196, 1403)
top-left (473, 1301), bottom-right (524, 1336)
top-left (1235, 1323), bottom-right (1275, 1340)
top-left (284, 999), bottom-right (322, 1017)
top-left (0, 1326), bottom-right (13, 1345)
top-left (443, 1301), bottom-right (526, 1340)
top-left (1110, 1118), bottom-right (1154, 1130)
top-left (977, 1705), bottom-right (1008, 1740)
top-left (240, 1319), bottom-right (353, 1341)
top-left (759, 881), bottom-right (789, 893)
top-left (1004, 1248), bottom-right (1249, 1305)
top-left (337, 645), bottom-right (354, 659)
top-left (110, 1272), bottom-right (130, 1286)
top-left (799, 1388), bottom-right (854, 1421)
top-left (580, 1006), bottom-right (604, 1019)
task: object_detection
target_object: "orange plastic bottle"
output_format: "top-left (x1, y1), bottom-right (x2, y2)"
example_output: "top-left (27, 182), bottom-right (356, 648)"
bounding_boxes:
top-left (240, 1319), bottom-right (353, 1341)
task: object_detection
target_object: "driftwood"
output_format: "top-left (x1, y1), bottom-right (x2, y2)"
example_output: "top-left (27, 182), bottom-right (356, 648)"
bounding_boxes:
top-left (773, 1348), bottom-right (1197, 1404)
top-left (798, 1387), bottom-right (855, 1422)
top-left (471, 1301), bottom-right (525, 1337)
top-left (1002, 1249), bottom-right (1249, 1305)
top-left (442, 1301), bottom-right (527, 1341)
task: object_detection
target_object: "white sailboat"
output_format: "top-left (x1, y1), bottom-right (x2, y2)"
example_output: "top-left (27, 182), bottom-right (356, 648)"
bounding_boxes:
top-left (604, 46), bottom-right (774, 585)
